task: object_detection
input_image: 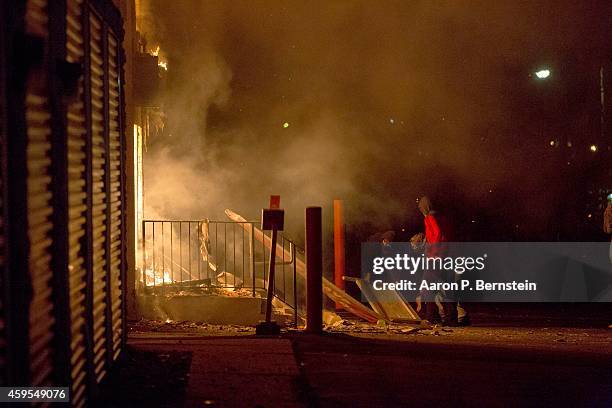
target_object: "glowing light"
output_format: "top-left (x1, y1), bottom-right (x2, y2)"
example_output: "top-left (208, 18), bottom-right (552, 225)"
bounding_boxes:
top-left (144, 268), bottom-right (173, 286)
top-left (283, 122), bottom-right (290, 128)
top-left (134, 125), bottom-right (143, 268)
top-left (589, 144), bottom-right (598, 152)
top-left (549, 140), bottom-right (555, 146)
top-left (535, 69), bottom-right (551, 79)
top-left (389, 118), bottom-right (395, 124)
top-left (150, 46), bottom-right (168, 71)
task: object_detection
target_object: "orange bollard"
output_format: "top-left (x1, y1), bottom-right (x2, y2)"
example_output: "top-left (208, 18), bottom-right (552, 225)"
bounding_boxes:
top-left (333, 200), bottom-right (346, 310)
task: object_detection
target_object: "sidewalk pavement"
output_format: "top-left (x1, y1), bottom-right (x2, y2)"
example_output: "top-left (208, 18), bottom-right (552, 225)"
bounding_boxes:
top-left (124, 325), bottom-right (612, 407)
top-left (180, 337), bottom-right (304, 407)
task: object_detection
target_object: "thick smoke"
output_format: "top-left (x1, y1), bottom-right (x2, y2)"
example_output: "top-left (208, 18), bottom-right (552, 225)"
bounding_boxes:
top-left (139, 0), bottom-right (611, 242)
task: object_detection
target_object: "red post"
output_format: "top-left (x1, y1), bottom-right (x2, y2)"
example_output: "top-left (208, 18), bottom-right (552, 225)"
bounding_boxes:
top-left (333, 199), bottom-right (345, 310)
top-left (306, 207), bottom-right (323, 334)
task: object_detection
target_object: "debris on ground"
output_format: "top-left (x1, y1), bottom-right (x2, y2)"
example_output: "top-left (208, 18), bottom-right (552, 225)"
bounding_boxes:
top-left (129, 319), bottom-right (256, 335)
top-left (323, 318), bottom-right (453, 336)
top-left (323, 310), bottom-right (343, 326)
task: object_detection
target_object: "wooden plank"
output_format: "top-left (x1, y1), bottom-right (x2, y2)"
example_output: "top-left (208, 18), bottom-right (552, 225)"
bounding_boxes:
top-left (225, 209), bottom-right (381, 323)
top-left (343, 276), bottom-right (420, 323)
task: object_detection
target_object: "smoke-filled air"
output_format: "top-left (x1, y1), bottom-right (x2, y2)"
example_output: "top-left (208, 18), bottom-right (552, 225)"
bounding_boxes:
top-left (138, 0), bottom-right (611, 242)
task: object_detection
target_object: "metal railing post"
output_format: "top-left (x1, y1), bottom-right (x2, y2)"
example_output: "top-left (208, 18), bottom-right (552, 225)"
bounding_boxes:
top-left (152, 222), bottom-right (156, 289)
top-left (282, 236), bottom-right (286, 303)
top-left (293, 243), bottom-right (298, 328)
top-left (162, 222), bottom-right (166, 292)
top-left (198, 222), bottom-right (201, 281)
top-left (250, 223), bottom-right (256, 296)
top-left (142, 220), bottom-right (146, 292)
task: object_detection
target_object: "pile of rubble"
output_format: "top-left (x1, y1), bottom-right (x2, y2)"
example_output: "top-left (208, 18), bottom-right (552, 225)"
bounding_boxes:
top-left (149, 285), bottom-right (262, 299)
top-left (324, 319), bottom-right (454, 336)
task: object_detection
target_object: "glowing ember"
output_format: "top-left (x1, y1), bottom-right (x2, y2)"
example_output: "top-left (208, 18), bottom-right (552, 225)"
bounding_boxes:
top-left (150, 45), bottom-right (168, 70)
top-left (143, 268), bottom-right (173, 286)
top-left (589, 144), bottom-right (598, 152)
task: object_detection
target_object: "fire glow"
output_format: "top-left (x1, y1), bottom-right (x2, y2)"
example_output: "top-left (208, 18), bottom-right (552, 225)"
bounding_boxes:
top-left (151, 45), bottom-right (168, 70)
top-left (143, 268), bottom-right (173, 286)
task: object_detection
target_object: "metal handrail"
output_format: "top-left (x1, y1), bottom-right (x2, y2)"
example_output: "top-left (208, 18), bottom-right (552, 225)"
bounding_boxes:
top-left (140, 219), bottom-right (302, 326)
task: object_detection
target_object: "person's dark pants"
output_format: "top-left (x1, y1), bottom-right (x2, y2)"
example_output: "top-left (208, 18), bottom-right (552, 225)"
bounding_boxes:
top-left (441, 301), bottom-right (458, 325)
top-left (421, 269), bottom-right (441, 323)
top-left (424, 301), bottom-right (441, 323)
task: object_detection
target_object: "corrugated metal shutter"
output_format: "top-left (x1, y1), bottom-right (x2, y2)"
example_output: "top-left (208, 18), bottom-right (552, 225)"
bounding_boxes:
top-left (107, 32), bottom-right (123, 361)
top-left (3, 0), bottom-right (127, 401)
top-left (0, 2), bottom-right (6, 386)
top-left (88, 11), bottom-right (109, 385)
top-left (24, 0), bottom-right (56, 388)
top-left (66, 0), bottom-right (88, 405)
top-left (0, 175), bottom-right (3, 388)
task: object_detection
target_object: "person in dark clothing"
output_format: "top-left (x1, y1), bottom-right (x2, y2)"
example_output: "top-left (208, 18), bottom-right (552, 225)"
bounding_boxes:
top-left (417, 196), bottom-right (469, 326)
top-left (605, 193), bottom-right (612, 263)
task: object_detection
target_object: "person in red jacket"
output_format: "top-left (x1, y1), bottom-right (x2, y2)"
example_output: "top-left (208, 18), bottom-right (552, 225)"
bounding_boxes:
top-left (418, 196), bottom-right (458, 325)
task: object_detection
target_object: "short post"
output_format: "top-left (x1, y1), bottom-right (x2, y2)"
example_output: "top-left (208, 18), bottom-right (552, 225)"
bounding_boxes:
top-left (306, 207), bottom-right (323, 334)
top-left (256, 195), bottom-right (284, 335)
top-left (333, 199), bottom-right (346, 310)
top-left (264, 229), bottom-right (278, 323)
top-left (250, 223), bottom-right (255, 297)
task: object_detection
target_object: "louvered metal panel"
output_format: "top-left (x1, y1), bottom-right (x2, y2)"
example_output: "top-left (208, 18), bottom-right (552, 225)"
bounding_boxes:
top-left (88, 11), bottom-right (108, 384)
top-left (106, 33), bottom-right (123, 360)
top-left (25, 0), bottom-right (56, 388)
top-left (0, 1), bottom-right (6, 386)
top-left (65, 0), bottom-right (88, 405)
top-left (0, 190), bottom-right (4, 381)
top-left (3, 0), bottom-right (126, 402)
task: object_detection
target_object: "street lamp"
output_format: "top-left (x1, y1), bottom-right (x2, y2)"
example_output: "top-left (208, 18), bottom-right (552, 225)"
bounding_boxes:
top-left (535, 69), bottom-right (551, 79)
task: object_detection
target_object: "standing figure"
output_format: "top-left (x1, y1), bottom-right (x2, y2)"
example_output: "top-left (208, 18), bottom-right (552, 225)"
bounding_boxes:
top-left (417, 196), bottom-right (469, 326)
top-left (605, 193), bottom-right (612, 263)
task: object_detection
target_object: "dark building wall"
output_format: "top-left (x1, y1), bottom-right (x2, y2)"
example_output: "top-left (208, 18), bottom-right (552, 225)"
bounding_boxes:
top-left (0, 0), bottom-right (131, 405)
top-left (113, 0), bottom-right (137, 321)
